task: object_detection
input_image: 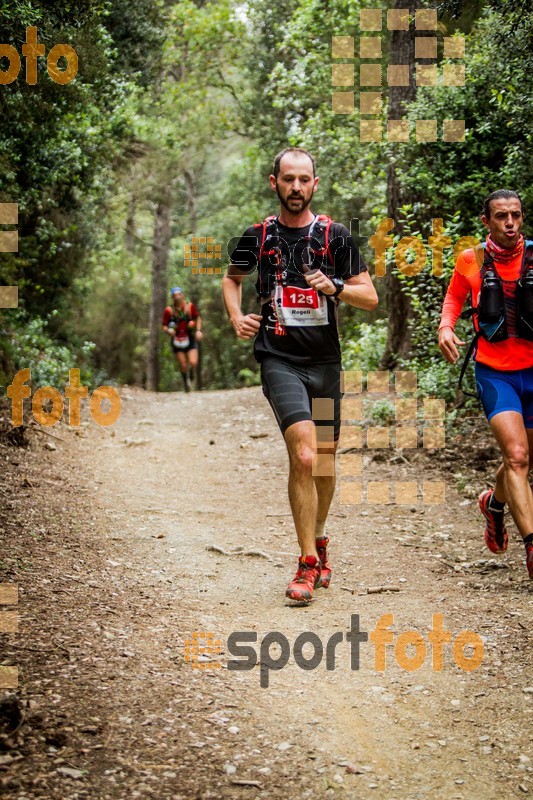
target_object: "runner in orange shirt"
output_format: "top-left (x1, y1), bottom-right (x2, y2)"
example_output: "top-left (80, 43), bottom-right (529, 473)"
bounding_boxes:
top-left (439, 190), bottom-right (533, 580)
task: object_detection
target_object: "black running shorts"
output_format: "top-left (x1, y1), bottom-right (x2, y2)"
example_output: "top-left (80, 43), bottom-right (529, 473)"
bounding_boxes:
top-left (260, 357), bottom-right (342, 441)
top-left (171, 340), bottom-right (198, 354)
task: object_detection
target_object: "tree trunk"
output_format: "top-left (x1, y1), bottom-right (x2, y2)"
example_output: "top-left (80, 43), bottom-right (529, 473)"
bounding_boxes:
top-left (380, 0), bottom-right (422, 370)
top-left (125, 162), bottom-right (140, 254)
top-left (125, 192), bottom-right (136, 254)
top-left (184, 167), bottom-right (197, 234)
top-left (125, 192), bottom-right (137, 254)
top-left (184, 166), bottom-right (203, 390)
top-left (147, 200), bottom-right (172, 391)
top-left (381, 162), bottom-right (412, 369)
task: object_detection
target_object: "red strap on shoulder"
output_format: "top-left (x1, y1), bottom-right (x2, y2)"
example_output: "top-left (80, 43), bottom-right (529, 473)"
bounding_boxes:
top-left (309, 215), bottom-right (333, 263)
top-left (319, 216), bottom-right (333, 262)
top-left (257, 215), bottom-right (277, 260)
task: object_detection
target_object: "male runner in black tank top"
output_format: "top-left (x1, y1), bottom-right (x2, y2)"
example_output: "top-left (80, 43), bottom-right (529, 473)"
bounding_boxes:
top-left (222, 147), bottom-right (378, 603)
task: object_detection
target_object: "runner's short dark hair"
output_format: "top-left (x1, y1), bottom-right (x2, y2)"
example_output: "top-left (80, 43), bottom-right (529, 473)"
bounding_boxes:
top-left (273, 148), bottom-right (316, 179)
top-left (483, 189), bottom-right (523, 219)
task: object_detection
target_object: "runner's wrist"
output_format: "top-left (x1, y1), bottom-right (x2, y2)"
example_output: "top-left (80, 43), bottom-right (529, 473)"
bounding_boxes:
top-left (329, 277), bottom-right (345, 297)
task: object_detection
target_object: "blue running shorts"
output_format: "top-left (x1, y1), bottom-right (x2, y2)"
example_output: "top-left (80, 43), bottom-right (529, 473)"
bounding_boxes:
top-left (475, 362), bottom-right (533, 427)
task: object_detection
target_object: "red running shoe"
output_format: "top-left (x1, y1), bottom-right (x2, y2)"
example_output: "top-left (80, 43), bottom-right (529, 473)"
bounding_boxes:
top-left (478, 489), bottom-right (508, 553)
top-left (526, 542), bottom-right (533, 580)
top-left (315, 537), bottom-right (331, 588)
top-left (285, 555), bottom-right (321, 603)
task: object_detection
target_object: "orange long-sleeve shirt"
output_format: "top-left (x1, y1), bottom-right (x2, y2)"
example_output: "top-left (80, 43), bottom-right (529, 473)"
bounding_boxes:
top-left (439, 247), bottom-right (533, 371)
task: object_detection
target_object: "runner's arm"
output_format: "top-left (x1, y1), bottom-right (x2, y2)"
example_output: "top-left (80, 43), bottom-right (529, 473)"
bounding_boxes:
top-left (222, 265), bottom-right (262, 340)
top-left (304, 270), bottom-right (378, 311)
top-left (438, 266), bottom-right (471, 363)
top-left (312, 222), bottom-right (377, 309)
top-left (188, 304), bottom-right (202, 337)
top-left (338, 272), bottom-right (378, 310)
top-left (162, 307), bottom-right (174, 336)
top-left (195, 313), bottom-right (203, 340)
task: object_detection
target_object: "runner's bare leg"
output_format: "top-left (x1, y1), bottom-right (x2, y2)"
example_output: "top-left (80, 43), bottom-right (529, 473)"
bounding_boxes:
top-left (314, 441), bottom-right (337, 538)
top-left (489, 411), bottom-right (533, 538)
top-left (176, 351), bottom-right (188, 375)
top-left (284, 421), bottom-right (337, 557)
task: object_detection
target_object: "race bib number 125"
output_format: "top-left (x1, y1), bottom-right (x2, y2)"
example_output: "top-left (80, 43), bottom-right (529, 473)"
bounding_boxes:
top-left (274, 285), bottom-right (328, 326)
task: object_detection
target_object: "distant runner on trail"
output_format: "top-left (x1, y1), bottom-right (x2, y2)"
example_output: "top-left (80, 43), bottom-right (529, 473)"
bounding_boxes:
top-left (439, 189), bottom-right (533, 580)
top-left (222, 147), bottom-right (378, 603)
top-left (162, 287), bottom-right (203, 393)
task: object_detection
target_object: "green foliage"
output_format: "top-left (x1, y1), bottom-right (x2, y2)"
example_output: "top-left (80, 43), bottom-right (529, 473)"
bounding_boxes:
top-left (0, 309), bottom-right (95, 387)
top-left (380, 208), bottom-right (479, 405)
top-left (75, 245), bottom-right (150, 386)
top-left (366, 397), bottom-right (395, 425)
top-left (0, 5), bottom-right (149, 403)
top-left (391, 208), bottom-right (462, 360)
top-left (237, 368), bottom-right (261, 387)
top-left (342, 319), bottom-right (387, 374)
top-left (0, 9), bottom-right (136, 320)
top-left (397, 9), bottom-right (533, 229)
top-left (246, 0), bottom-right (384, 227)
top-left (1, 0), bottom-right (529, 412)
top-left (106, 0), bottom-right (167, 86)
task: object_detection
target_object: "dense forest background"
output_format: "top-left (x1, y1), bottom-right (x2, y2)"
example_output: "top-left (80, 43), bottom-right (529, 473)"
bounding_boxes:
top-left (1, 0), bottom-right (531, 405)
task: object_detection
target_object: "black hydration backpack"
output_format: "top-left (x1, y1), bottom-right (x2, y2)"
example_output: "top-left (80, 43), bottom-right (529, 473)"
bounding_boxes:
top-left (458, 239), bottom-right (533, 397)
top-left (253, 214), bottom-right (334, 299)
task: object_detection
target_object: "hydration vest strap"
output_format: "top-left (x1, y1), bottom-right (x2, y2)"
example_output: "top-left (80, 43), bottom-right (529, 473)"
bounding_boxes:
top-left (458, 331), bottom-right (481, 399)
top-left (254, 215), bottom-right (278, 297)
top-left (303, 214), bottom-right (334, 267)
top-left (256, 215), bottom-right (278, 260)
top-left (254, 214), bottom-right (334, 296)
top-left (523, 241), bottom-right (533, 271)
top-left (303, 214), bottom-right (322, 267)
top-left (469, 244), bottom-right (507, 341)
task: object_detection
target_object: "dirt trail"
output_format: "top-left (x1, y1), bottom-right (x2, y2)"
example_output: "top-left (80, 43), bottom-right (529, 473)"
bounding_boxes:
top-left (0, 386), bottom-right (532, 799)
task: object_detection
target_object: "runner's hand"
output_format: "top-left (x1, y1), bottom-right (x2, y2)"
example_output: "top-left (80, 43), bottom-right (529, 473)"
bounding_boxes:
top-left (438, 326), bottom-right (465, 364)
top-left (232, 313), bottom-right (262, 339)
top-left (195, 330), bottom-right (203, 342)
top-left (304, 269), bottom-right (336, 295)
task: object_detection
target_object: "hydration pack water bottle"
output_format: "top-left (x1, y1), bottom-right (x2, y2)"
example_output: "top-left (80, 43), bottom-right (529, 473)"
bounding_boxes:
top-left (517, 267), bottom-right (533, 341)
top-left (478, 267), bottom-right (508, 342)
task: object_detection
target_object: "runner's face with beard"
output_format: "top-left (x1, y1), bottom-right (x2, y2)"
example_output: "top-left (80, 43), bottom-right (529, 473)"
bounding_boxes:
top-left (270, 154), bottom-right (318, 218)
